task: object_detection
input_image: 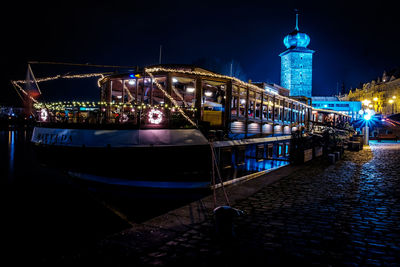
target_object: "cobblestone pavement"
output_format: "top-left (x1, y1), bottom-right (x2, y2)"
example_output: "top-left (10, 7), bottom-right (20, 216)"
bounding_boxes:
top-left (82, 142), bottom-right (400, 266)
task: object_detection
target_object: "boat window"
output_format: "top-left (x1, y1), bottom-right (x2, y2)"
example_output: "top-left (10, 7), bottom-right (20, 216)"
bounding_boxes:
top-left (239, 87), bottom-right (246, 117)
top-left (267, 144), bottom-right (274, 159)
top-left (248, 90), bottom-right (255, 119)
top-left (285, 102), bottom-right (290, 122)
top-left (274, 98), bottom-right (280, 122)
top-left (262, 94), bottom-right (268, 120)
top-left (110, 79), bottom-right (124, 103)
top-left (278, 143), bottom-right (284, 157)
top-left (123, 79), bottom-right (136, 104)
top-left (202, 80), bottom-right (226, 126)
top-left (231, 96), bottom-right (239, 117)
top-left (142, 77), bottom-right (152, 104)
top-left (255, 93), bottom-right (261, 119)
top-left (171, 76), bottom-right (196, 108)
top-left (231, 85), bottom-right (239, 117)
top-left (268, 98), bottom-right (273, 120)
top-left (137, 78), bottom-right (144, 104)
top-left (285, 143), bottom-right (290, 156)
top-left (151, 76), bottom-right (166, 105)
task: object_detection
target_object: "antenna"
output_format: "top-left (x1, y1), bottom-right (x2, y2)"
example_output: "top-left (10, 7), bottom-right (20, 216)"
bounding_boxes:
top-left (159, 45), bottom-right (162, 64)
top-left (294, 9), bottom-right (299, 30)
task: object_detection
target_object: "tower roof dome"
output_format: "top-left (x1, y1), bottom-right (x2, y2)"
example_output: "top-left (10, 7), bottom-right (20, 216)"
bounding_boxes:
top-left (283, 13), bottom-right (310, 49)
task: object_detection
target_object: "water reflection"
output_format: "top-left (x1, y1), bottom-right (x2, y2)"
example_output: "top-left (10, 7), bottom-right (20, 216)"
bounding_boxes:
top-left (8, 130), bottom-right (15, 181)
top-left (1, 128), bottom-right (293, 263)
top-left (245, 157), bottom-right (289, 173)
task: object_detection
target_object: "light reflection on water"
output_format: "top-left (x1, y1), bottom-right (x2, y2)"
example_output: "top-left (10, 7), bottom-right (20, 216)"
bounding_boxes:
top-left (245, 157), bottom-right (289, 173)
top-left (8, 130), bottom-right (15, 181)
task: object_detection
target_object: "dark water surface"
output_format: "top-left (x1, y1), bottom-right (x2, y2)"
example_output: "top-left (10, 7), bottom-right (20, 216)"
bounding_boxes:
top-left (0, 128), bottom-right (206, 263)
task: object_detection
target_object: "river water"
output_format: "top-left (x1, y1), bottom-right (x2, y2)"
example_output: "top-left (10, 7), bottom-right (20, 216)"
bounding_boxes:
top-left (0, 127), bottom-right (289, 263)
top-left (0, 128), bottom-right (206, 263)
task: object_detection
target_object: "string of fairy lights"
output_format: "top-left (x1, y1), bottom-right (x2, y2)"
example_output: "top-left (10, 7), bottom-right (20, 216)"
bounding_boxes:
top-left (33, 101), bottom-right (197, 112)
top-left (145, 70), bottom-right (197, 127)
top-left (12, 65), bottom-right (330, 126)
top-left (144, 67), bottom-right (313, 109)
top-left (11, 73), bottom-right (107, 104)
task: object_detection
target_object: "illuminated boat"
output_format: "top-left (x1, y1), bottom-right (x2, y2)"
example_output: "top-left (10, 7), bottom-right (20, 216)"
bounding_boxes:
top-left (29, 64), bottom-right (351, 190)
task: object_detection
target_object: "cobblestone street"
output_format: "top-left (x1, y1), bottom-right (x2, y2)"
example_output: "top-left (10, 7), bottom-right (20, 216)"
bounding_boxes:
top-left (82, 142), bottom-right (400, 266)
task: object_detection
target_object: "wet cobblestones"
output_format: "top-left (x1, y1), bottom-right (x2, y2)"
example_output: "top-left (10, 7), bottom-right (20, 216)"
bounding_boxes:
top-left (89, 143), bottom-right (400, 266)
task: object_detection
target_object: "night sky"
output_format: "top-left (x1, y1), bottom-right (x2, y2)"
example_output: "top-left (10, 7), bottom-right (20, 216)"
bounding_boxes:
top-left (2, 0), bottom-right (399, 105)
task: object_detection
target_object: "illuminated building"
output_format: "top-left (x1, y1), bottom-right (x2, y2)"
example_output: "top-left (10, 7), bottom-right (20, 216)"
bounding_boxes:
top-left (311, 96), bottom-right (362, 120)
top-left (280, 13), bottom-right (314, 98)
top-left (343, 70), bottom-right (400, 115)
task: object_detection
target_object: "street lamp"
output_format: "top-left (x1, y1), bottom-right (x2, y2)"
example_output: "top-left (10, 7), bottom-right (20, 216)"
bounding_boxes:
top-left (362, 99), bottom-right (371, 106)
top-left (362, 109), bottom-right (374, 145)
top-left (389, 99), bottom-right (394, 114)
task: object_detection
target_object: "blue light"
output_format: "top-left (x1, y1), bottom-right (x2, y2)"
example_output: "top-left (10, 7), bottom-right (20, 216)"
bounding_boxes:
top-left (129, 74), bottom-right (134, 78)
top-left (364, 114), bottom-right (371, 121)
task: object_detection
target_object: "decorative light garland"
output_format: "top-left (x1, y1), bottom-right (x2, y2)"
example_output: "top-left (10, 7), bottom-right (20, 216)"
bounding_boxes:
top-left (12, 73), bottom-right (105, 84)
top-left (40, 108), bottom-right (48, 121)
top-left (145, 67), bottom-right (313, 109)
top-left (11, 72), bottom-right (106, 105)
top-left (148, 109), bottom-right (163, 124)
top-left (145, 70), bottom-right (197, 127)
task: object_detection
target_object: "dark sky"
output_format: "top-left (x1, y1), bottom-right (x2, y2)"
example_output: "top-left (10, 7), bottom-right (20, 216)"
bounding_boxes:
top-left (2, 0), bottom-right (399, 105)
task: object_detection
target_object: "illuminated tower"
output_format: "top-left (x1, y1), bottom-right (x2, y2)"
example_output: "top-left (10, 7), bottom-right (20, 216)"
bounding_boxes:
top-left (279, 12), bottom-right (314, 97)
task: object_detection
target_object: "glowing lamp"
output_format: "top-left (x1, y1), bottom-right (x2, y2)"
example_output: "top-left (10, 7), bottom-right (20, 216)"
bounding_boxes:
top-left (148, 109), bottom-right (163, 124)
top-left (373, 97), bottom-right (378, 101)
top-left (389, 99), bottom-right (394, 104)
top-left (362, 99), bottom-right (371, 106)
top-left (128, 79), bottom-right (136, 85)
top-left (393, 96), bottom-right (397, 99)
top-left (204, 91), bottom-right (212, 97)
top-left (40, 109), bottom-right (48, 122)
top-left (364, 114), bottom-right (371, 121)
top-left (186, 87), bottom-right (195, 93)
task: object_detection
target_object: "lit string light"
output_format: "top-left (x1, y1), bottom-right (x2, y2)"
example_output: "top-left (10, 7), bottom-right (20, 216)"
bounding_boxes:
top-left (145, 67), bottom-right (313, 109)
top-left (145, 70), bottom-right (197, 127)
top-left (11, 73), bottom-right (106, 104)
top-left (148, 109), bottom-right (163, 124)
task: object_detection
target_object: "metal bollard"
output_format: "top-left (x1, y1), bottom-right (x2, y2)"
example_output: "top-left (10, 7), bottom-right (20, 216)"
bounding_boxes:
top-left (328, 153), bottom-right (335, 164)
top-left (213, 206), bottom-right (244, 240)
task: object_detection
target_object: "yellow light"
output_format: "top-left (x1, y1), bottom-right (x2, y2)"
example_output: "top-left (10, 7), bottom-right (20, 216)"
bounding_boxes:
top-left (389, 99), bottom-right (394, 104)
top-left (373, 97), bottom-right (378, 101)
top-left (393, 96), bottom-right (397, 99)
top-left (362, 99), bottom-right (371, 106)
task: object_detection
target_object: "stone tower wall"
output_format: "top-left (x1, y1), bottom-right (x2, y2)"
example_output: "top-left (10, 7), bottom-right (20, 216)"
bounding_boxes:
top-left (280, 51), bottom-right (313, 97)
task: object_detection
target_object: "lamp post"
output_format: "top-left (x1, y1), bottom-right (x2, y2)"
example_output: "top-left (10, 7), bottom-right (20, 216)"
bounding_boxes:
top-left (389, 99), bottom-right (394, 114)
top-left (391, 96), bottom-right (397, 114)
top-left (361, 99), bottom-right (373, 146)
top-left (363, 112), bottom-right (371, 145)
